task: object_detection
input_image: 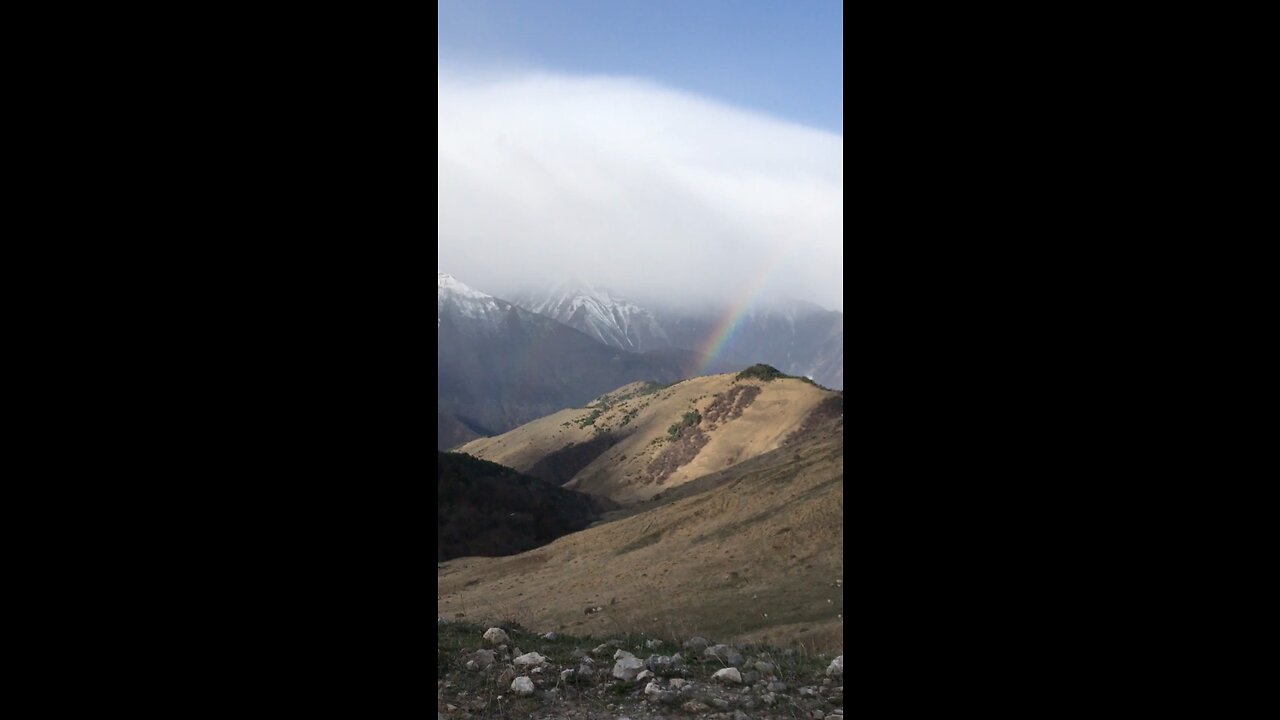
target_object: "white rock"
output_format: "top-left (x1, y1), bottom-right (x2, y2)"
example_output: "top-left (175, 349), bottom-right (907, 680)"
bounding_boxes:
top-left (613, 649), bottom-right (636, 661)
top-left (646, 639), bottom-right (663, 649)
top-left (826, 655), bottom-right (843, 677)
top-left (636, 670), bottom-right (654, 682)
top-left (514, 652), bottom-right (546, 667)
top-left (613, 655), bottom-right (645, 681)
top-left (644, 680), bottom-right (663, 698)
top-left (670, 678), bottom-right (686, 688)
top-left (511, 676), bottom-right (534, 696)
top-left (483, 627), bottom-right (509, 646)
top-left (712, 667), bottom-right (743, 684)
top-left (541, 632), bottom-right (559, 640)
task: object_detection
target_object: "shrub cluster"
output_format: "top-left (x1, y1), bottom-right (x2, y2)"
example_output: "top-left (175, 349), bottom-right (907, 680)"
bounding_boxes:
top-left (667, 409), bottom-right (702, 439)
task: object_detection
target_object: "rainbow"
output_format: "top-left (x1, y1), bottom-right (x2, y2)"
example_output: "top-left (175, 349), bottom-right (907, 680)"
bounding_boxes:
top-left (696, 243), bottom-right (793, 376)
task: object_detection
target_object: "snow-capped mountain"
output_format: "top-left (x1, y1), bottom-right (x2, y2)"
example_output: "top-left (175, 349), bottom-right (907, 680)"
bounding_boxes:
top-left (436, 271), bottom-right (841, 450)
top-left (508, 278), bottom-right (844, 390)
top-left (438, 272), bottom-right (513, 332)
top-left (437, 272), bottom-right (701, 450)
top-left (510, 280), bottom-right (670, 353)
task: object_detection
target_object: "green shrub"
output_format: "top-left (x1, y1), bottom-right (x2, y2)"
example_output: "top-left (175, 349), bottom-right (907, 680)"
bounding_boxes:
top-left (735, 364), bottom-right (786, 382)
top-left (666, 410), bottom-right (702, 439)
top-left (734, 364), bottom-right (823, 387)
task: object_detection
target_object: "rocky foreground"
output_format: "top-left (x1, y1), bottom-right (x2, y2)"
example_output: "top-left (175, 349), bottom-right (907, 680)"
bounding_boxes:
top-left (438, 621), bottom-right (843, 719)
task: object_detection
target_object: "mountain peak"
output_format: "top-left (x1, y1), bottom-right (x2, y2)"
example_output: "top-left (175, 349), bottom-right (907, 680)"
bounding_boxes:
top-left (548, 277), bottom-right (618, 303)
top-left (438, 272), bottom-right (491, 300)
top-left (512, 280), bottom-right (668, 352)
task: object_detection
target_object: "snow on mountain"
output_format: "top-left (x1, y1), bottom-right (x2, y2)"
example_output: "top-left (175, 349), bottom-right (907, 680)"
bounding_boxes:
top-left (438, 272), bottom-right (491, 302)
top-left (437, 272), bottom-right (514, 332)
top-left (511, 280), bottom-right (670, 352)
top-left (437, 273), bottom-right (702, 449)
top-left (443, 272), bottom-right (844, 390)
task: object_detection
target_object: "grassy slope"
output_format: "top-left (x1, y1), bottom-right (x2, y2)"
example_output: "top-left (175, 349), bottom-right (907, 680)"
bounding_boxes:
top-left (438, 418), bottom-right (843, 651)
top-left (456, 373), bottom-right (839, 505)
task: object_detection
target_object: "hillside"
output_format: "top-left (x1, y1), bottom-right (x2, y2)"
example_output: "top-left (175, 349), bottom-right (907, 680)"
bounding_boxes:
top-left (457, 367), bottom-right (842, 505)
top-left (438, 418), bottom-right (843, 649)
top-left (437, 452), bottom-right (608, 562)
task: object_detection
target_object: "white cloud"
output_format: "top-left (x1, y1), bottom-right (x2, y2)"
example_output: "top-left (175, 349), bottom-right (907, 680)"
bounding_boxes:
top-left (437, 69), bottom-right (843, 312)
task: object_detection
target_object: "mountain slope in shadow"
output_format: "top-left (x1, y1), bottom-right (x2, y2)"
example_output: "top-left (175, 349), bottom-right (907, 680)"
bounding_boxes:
top-left (437, 452), bottom-right (615, 562)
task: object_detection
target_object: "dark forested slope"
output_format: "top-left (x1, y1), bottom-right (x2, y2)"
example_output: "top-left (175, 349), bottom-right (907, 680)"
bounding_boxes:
top-left (437, 452), bottom-right (602, 561)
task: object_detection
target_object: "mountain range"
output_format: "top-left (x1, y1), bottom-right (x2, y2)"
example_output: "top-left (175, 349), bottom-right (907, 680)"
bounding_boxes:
top-left (509, 280), bottom-right (671, 353)
top-left (509, 279), bottom-right (843, 390)
top-left (438, 272), bottom-right (843, 449)
top-left (438, 273), bottom-right (701, 450)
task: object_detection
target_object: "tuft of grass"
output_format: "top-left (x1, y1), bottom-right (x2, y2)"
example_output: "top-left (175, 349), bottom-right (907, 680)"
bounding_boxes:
top-left (607, 680), bottom-right (638, 695)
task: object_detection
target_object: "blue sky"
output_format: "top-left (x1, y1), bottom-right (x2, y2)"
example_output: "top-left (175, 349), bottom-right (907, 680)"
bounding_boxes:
top-left (438, 0), bottom-right (843, 134)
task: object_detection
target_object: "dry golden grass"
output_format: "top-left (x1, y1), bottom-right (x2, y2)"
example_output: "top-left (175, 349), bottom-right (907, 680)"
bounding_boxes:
top-left (457, 373), bottom-right (839, 505)
top-left (438, 420), bottom-right (843, 650)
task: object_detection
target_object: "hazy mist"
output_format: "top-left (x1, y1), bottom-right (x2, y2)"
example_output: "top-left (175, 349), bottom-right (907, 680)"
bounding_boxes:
top-left (438, 68), bottom-right (843, 312)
